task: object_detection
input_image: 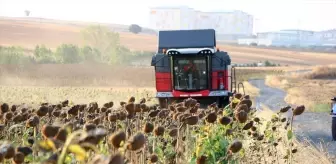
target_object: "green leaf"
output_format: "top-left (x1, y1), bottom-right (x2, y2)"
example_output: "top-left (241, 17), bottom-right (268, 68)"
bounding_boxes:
top-left (189, 156), bottom-right (197, 164)
top-left (210, 150), bottom-right (217, 163)
top-left (239, 148), bottom-right (245, 158)
top-left (154, 146), bottom-right (164, 159)
top-left (287, 130), bottom-right (293, 140)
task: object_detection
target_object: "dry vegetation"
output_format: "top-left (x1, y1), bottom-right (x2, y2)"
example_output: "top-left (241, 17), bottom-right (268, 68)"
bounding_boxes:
top-left (256, 105), bottom-right (332, 164)
top-left (0, 64), bottom-right (281, 109)
top-left (0, 64), bottom-right (282, 88)
top-left (303, 66), bottom-right (336, 79)
top-left (266, 65), bottom-right (336, 112)
top-left (0, 64), bottom-right (155, 87)
top-left (242, 82), bottom-right (260, 101)
top-left (242, 82), bottom-right (332, 163)
top-left (0, 64), bottom-right (331, 163)
top-left (0, 89), bottom-right (327, 164)
top-left (1, 18), bottom-right (336, 66)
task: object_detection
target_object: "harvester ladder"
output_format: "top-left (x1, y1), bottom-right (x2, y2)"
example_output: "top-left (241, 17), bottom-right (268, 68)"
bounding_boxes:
top-left (231, 66), bottom-right (237, 93)
top-left (238, 82), bottom-right (245, 95)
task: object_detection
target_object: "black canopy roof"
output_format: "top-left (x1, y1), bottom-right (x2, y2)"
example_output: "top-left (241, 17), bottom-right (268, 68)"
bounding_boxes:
top-left (158, 29), bottom-right (216, 51)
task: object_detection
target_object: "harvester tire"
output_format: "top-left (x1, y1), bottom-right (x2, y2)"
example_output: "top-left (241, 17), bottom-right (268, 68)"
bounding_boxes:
top-left (158, 98), bottom-right (168, 109)
top-left (332, 117), bottom-right (336, 141)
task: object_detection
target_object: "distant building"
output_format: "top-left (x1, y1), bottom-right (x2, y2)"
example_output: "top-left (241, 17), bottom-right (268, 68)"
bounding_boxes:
top-left (256, 29), bottom-right (317, 47)
top-left (149, 6), bottom-right (194, 30)
top-left (257, 61), bottom-right (264, 67)
top-left (315, 29), bottom-right (336, 46)
top-left (237, 38), bottom-right (272, 46)
top-left (149, 6), bottom-right (254, 37)
top-left (237, 29), bottom-right (336, 47)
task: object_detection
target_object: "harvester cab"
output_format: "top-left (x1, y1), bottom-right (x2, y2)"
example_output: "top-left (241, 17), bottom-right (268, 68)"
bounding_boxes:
top-left (151, 29), bottom-right (239, 108)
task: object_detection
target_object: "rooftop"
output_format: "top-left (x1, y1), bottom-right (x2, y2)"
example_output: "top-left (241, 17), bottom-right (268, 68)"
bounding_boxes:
top-left (150, 5), bottom-right (193, 10)
top-left (258, 29), bottom-right (336, 35)
top-left (207, 10), bottom-right (252, 16)
top-left (281, 29), bottom-right (315, 33)
top-left (318, 29), bottom-right (336, 33)
top-left (258, 31), bottom-right (300, 34)
top-left (150, 6), bottom-right (251, 15)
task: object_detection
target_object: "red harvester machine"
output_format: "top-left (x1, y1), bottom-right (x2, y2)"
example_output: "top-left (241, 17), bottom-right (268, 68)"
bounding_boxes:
top-left (151, 29), bottom-right (242, 108)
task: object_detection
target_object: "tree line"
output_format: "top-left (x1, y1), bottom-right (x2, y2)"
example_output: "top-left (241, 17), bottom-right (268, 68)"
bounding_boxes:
top-left (0, 25), bottom-right (153, 65)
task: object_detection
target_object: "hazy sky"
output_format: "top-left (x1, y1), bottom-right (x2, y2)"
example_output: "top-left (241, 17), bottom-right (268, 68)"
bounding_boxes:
top-left (0, 0), bottom-right (335, 33)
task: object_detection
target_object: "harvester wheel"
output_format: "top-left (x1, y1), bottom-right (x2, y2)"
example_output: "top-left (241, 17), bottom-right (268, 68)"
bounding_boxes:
top-left (217, 96), bottom-right (230, 108)
top-left (158, 98), bottom-right (168, 109)
top-left (216, 97), bottom-right (224, 108)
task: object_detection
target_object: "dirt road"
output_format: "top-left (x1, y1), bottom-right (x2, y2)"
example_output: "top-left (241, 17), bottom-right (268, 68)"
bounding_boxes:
top-left (249, 79), bottom-right (336, 157)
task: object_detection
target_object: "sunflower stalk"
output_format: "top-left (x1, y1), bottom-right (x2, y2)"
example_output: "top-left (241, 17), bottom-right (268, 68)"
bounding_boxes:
top-left (57, 130), bottom-right (84, 164)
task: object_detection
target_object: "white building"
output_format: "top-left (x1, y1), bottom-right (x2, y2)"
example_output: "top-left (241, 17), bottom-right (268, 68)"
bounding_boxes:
top-left (237, 38), bottom-right (272, 46)
top-left (316, 29), bottom-right (336, 45)
top-left (149, 6), bottom-right (254, 36)
top-left (253, 29), bottom-right (333, 47)
top-left (149, 6), bottom-right (194, 30)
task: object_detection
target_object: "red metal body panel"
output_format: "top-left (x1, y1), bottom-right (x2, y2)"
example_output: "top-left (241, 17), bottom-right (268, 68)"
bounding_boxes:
top-left (155, 72), bottom-right (172, 91)
top-left (172, 90), bottom-right (210, 97)
top-left (155, 70), bottom-right (230, 96)
top-left (225, 69), bottom-right (229, 91)
top-left (212, 72), bottom-right (218, 90)
top-left (211, 70), bottom-right (229, 90)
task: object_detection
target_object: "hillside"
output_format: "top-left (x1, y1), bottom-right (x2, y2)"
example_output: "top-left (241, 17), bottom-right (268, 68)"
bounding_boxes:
top-left (1, 17), bottom-right (336, 66)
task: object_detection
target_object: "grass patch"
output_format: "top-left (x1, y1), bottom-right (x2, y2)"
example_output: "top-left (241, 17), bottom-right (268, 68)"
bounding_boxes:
top-left (236, 68), bottom-right (284, 82)
top-left (312, 103), bottom-right (331, 113)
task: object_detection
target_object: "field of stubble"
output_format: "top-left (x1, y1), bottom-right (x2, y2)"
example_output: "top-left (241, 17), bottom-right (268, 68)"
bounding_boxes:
top-left (0, 64), bottom-right (283, 105)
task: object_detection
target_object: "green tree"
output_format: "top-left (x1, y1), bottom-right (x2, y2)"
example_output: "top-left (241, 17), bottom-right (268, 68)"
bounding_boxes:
top-left (0, 46), bottom-right (34, 64)
top-left (116, 45), bottom-right (134, 63)
top-left (24, 10), bottom-right (30, 16)
top-left (55, 44), bottom-right (81, 63)
top-left (129, 24), bottom-right (142, 34)
top-left (34, 45), bottom-right (56, 63)
top-left (81, 25), bottom-right (120, 64)
top-left (80, 46), bottom-right (101, 63)
top-left (264, 60), bottom-right (272, 67)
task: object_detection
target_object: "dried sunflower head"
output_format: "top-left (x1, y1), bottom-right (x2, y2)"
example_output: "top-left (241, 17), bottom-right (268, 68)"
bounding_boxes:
top-left (293, 105), bottom-right (305, 116)
top-left (235, 110), bottom-right (248, 123)
top-left (205, 112), bottom-right (217, 123)
top-left (126, 132), bottom-right (146, 151)
top-left (219, 116), bottom-right (231, 126)
top-left (154, 126), bottom-right (165, 136)
top-left (185, 116), bottom-right (199, 125)
top-left (108, 130), bottom-right (126, 148)
top-left (143, 122), bottom-right (154, 134)
top-left (228, 140), bottom-right (242, 153)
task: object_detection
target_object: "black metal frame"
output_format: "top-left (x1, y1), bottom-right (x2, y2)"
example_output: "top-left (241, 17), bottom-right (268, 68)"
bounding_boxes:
top-left (171, 54), bottom-right (209, 92)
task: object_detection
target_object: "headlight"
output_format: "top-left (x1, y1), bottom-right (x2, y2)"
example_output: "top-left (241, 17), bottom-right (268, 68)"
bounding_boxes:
top-left (156, 92), bottom-right (173, 97)
top-left (209, 91), bottom-right (228, 96)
